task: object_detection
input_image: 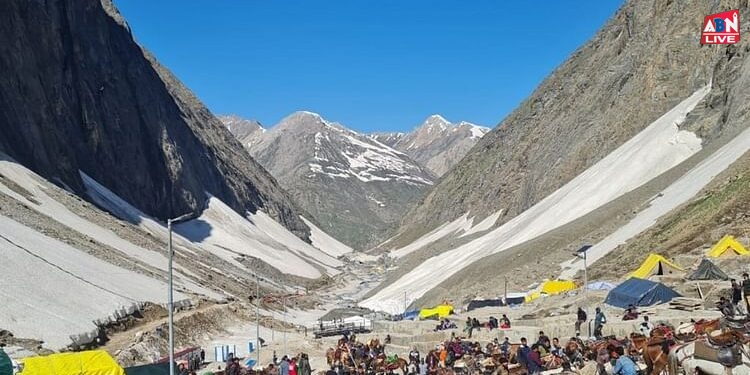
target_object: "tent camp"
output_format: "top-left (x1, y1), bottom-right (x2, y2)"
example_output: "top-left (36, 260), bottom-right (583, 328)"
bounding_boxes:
top-left (605, 278), bottom-right (681, 308)
top-left (586, 281), bottom-right (617, 291)
top-left (707, 235), bottom-right (749, 257)
top-left (687, 259), bottom-right (729, 280)
top-left (20, 350), bottom-right (125, 375)
top-left (418, 305), bottom-right (454, 320)
top-left (402, 310), bottom-right (419, 320)
top-left (467, 298), bottom-right (504, 311)
top-left (0, 348), bottom-right (12, 375)
top-left (629, 253), bottom-right (684, 279)
top-left (541, 280), bottom-right (577, 295)
top-left (124, 362), bottom-right (176, 375)
top-left (525, 291), bottom-right (543, 303)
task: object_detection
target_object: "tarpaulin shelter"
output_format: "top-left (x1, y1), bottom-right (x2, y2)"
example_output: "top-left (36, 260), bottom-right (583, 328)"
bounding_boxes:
top-left (687, 259), bottom-right (729, 280)
top-left (124, 362), bottom-right (176, 375)
top-left (604, 278), bottom-right (681, 308)
top-left (0, 348), bottom-right (12, 375)
top-left (525, 291), bottom-right (543, 303)
top-left (402, 310), bottom-right (419, 320)
top-left (20, 350), bottom-right (125, 375)
top-left (629, 253), bottom-right (684, 279)
top-left (418, 304), bottom-right (454, 320)
top-left (541, 280), bottom-right (577, 295)
top-left (586, 281), bottom-right (617, 291)
top-left (504, 293), bottom-right (526, 306)
top-left (467, 299), bottom-right (504, 311)
top-left (707, 235), bottom-right (749, 257)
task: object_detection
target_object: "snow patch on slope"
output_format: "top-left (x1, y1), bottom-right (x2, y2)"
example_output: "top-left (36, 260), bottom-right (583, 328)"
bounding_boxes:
top-left (559, 124), bottom-right (750, 279)
top-left (362, 86), bottom-right (710, 314)
top-left (300, 216), bottom-right (353, 257)
top-left (174, 197), bottom-right (341, 279)
top-left (0, 215), bottom-right (187, 349)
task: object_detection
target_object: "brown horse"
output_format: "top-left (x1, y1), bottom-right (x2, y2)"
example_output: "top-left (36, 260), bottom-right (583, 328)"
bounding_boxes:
top-left (694, 319), bottom-right (721, 335)
top-left (374, 356), bottom-right (408, 375)
top-left (639, 336), bottom-right (671, 375)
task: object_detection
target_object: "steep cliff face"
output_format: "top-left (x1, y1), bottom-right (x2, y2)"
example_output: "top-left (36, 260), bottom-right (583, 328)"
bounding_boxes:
top-left (390, 0), bottom-right (733, 246)
top-left (0, 0), bottom-right (308, 237)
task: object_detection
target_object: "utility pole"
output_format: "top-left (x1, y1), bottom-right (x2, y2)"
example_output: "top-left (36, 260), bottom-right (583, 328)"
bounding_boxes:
top-left (167, 212), bottom-right (198, 375)
top-left (283, 296), bottom-right (287, 357)
top-left (256, 272), bottom-right (260, 369)
top-left (403, 290), bottom-right (407, 313)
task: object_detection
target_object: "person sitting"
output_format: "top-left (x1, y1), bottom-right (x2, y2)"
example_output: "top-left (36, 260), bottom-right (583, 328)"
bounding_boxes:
top-left (500, 314), bottom-right (511, 329)
top-left (527, 344), bottom-right (545, 375)
top-left (550, 338), bottom-right (562, 357)
top-left (717, 297), bottom-right (734, 317)
top-left (622, 305), bottom-right (639, 321)
top-left (500, 337), bottom-right (511, 356)
top-left (612, 347), bottom-right (637, 375)
top-left (384, 334), bottom-right (391, 344)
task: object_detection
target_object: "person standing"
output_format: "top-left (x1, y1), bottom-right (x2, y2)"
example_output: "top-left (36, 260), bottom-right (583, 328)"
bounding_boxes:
top-left (743, 273), bottom-right (750, 314)
top-left (639, 315), bottom-right (654, 336)
top-left (299, 354), bottom-right (312, 375)
top-left (409, 346), bottom-right (420, 365)
top-left (732, 279), bottom-right (744, 315)
top-left (517, 338), bottom-right (531, 369)
top-left (289, 357), bottom-right (298, 375)
top-left (419, 358), bottom-right (428, 375)
top-left (279, 356), bottom-right (290, 375)
top-left (575, 307), bottom-right (587, 336)
top-left (594, 307), bottom-right (606, 339)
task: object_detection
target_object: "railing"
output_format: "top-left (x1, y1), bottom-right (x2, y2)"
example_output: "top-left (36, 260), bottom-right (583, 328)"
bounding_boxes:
top-left (313, 321), bottom-right (372, 338)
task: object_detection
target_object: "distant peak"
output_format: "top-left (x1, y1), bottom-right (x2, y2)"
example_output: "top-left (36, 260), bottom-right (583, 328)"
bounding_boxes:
top-left (425, 114), bottom-right (450, 125)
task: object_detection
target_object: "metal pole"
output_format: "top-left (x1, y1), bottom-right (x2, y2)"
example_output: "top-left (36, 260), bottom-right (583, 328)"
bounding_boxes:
top-left (583, 252), bottom-right (588, 302)
top-left (283, 296), bottom-right (287, 357)
top-left (256, 273), bottom-right (260, 368)
top-left (403, 290), bottom-right (407, 313)
top-left (168, 219), bottom-right (175, 375)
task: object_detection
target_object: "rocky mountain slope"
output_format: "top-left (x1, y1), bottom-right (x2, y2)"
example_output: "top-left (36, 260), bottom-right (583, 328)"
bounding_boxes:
top-left (387, 0), bottom-right (731, 248)
top-left (370, 115), bottom-right (490, 176)
top-left (220, 114), bottom-right (265, 148)
top-left (0, 0), bottom-right (307, 239)
top-left (362, 0), bottom-right (750, 312)
top-left (235, 111), bottom-right (435, 250)
top-left (0, 0), bottom-right (351, 349)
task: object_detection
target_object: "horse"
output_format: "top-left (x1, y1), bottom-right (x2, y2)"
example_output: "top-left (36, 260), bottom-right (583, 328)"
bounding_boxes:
top-left (641, 336), bottom-right (672, 375)
top-left (694, 319), bottom-right (721, 336)
top-left (374, 356), bottom-right (408, 375)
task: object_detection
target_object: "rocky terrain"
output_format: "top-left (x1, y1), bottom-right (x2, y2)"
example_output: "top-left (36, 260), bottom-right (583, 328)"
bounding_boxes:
top-left (236, 111), bottom-right (435, 250)
top-left (387, 0), bottom-right (731, 248)
top-left (362, 0), bottom-right (750, 312)
top-left (220, 115), bottom-right (265, 149)
top-left (370, 115), bottom-right (490, 176)
top-left (0, 0), bottom-right (308, 238)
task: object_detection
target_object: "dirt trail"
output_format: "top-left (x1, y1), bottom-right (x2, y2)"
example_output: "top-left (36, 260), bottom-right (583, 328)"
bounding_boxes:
top-left (102, 303), bottom-right (221, 356)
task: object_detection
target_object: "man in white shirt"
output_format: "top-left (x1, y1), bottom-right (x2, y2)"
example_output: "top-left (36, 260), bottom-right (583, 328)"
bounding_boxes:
top-left (639, 315), bottom-right (654, 336)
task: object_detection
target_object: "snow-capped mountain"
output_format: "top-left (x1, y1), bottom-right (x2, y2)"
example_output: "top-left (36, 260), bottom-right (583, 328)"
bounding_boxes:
top-left (399, 115), bottom-right (490, 176)
top-left (369, 115), bottom-right (490, 176)
top-left (243, 111), bottom-right (435, 250)
top-left (219, 114), bottom-right (265, 148)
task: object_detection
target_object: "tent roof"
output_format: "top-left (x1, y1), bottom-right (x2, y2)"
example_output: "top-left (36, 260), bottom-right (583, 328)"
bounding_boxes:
top-left (0, 349), bottom-right (12, 375)
top-left (418, 305), bottom-right (454, 319)
top-left (604, 278), bottom-right (681, 308)
top-left (467, 299), bottom-right (504, 311)
top-left (541, 280), bottom-right (577, 295)
top-left (124, 362), bottom-right (175, 375)
top-left (20, 350), bottom-right (124, 375)
top-left (629, 253), bottom-right (684, 279)
top-left (687, 259), bottom-right (730, 280)
top-left (708, 235), bottom-right (749, 257)
top-left (586, 281), bottom-right (617, 291)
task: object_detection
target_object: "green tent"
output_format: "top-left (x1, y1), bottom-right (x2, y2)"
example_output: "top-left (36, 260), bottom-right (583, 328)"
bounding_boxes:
top-left (124, 362), bottom-right (176, 375)
top-left (0, 348), bottom-right (13, 375)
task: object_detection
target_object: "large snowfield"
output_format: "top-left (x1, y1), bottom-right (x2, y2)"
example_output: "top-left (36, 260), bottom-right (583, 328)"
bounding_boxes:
top-left (0, 154), bottom-right (347, 349)
top-left (361, 86), bottom-right (712, 314)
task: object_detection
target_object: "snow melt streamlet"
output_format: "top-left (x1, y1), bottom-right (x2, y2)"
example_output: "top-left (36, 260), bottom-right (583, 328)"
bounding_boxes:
top-left (360, 85), bottom-right (711, 315)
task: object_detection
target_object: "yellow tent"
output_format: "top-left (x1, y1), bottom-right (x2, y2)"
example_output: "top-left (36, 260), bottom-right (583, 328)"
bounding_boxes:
top-left (525, 291), bottom-right (542, 303)
top-left (708, 235), bottom-right (749, 257)
top-left (629, 253), bottom-right (684, 279)
top-left (20, 350), bottom-right (124, 375)
top-left (541, 280), bottom-right (577, 295)
top-left (418, 304), bottom-right (454, 320)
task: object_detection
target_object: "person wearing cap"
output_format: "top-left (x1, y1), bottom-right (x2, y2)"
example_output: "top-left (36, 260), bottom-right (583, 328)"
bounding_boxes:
top-left (280, 356), bottom-right (290, 375)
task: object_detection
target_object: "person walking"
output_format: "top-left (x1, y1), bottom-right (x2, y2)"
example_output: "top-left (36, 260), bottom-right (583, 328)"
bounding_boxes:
top-left (743, 273), bottom-right (750, 314)
top-left (279, 356), bottom-right (290, 375)
top-left (594, 307), bottom-right (606, 339)
top-left (575, 307), bottom-right (587, 336)
top-left (299, 354), bottom-right (312, 375)
top-left (465, 317), bottom-right (473, 338)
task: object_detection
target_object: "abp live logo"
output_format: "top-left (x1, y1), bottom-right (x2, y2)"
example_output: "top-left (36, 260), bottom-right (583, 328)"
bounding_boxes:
top-left (702, 10), bottom-right (740, 44)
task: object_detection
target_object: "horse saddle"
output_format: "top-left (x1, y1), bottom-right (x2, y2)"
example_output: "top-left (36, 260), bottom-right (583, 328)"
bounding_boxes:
top-left (707, 330), bottom-right (740, 347)
top-left (717, 346), bottom-right (742, 367)
top-left (386, 355), bottom-right (398, 364)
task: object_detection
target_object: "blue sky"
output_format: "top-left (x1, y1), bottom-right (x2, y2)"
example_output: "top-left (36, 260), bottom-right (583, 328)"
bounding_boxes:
top-left (116, 1), bottom-right (623, 133)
